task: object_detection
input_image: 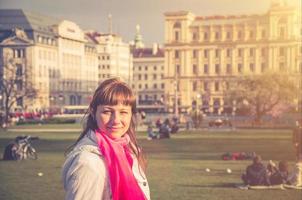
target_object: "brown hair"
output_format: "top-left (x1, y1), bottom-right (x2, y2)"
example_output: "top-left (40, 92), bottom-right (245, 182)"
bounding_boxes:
top-left (69, 78), bottom-right (147, 172)
top-left (278, 161), bottom-right (288, 172)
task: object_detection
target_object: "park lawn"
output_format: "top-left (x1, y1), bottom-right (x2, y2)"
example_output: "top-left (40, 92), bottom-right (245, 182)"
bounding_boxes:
top-left (0, 126), bottom-right (301, 200)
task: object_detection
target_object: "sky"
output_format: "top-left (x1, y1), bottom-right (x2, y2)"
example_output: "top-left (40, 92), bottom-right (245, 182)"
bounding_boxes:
top-left (0, 0), bottom-right (299, 45)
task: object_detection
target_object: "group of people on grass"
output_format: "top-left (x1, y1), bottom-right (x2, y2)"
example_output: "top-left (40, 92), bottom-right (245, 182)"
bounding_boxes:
top-left (146, 117), bottom-right (179, 140)
top-left (241, 120), bottom-right (302, 188)
top-left (242, 155), bottom-right (301, 187)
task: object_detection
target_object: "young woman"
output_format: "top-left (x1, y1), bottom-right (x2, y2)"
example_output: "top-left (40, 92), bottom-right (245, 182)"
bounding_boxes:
top-left (62, 78), bottom-right (150, 200)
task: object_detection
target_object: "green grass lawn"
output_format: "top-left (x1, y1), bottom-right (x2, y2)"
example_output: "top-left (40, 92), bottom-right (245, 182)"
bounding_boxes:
top-left (0, 125), bottom-right (301, 200)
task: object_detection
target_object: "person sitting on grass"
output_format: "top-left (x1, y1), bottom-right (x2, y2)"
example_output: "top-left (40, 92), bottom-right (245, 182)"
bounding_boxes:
top-left (241, 155), bottom-right (270, 186)
top-left (147, 123), bottom-right (157, 140)
top-left (266, 160), bottom-right (278, 177)
top-left (158, 119), bottom-right (171, 139)
top-left (269, 160), bottom-right (290, 185)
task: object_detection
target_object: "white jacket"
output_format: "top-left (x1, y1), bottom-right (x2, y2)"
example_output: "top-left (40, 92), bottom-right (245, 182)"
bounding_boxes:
top-left (62, 130), bottom-right (151, 200)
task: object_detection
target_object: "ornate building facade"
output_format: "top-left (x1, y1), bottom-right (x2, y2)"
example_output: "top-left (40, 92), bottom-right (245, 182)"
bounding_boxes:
top-left (131, 26), bottom-right (165, 112)
top-left (164, 1), bottom-right (302, 114)
top-left (0, 10), bottom-right (132, 112)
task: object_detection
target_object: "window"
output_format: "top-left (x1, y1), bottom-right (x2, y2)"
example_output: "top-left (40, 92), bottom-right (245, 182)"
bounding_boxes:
top-left (237, 31), bottom-right (242, 40)
top-left (249, 48), bottom-right (254, 57)
top-left (261, 30), bottom-right (266, 38)
top-left (261, 48), bottom-right (266, 57)
top-left (193, 64), bottom-right (198, 74)
top-left (204, 32), bottom-right (208, 40)
top-left (204, 49), bottom-right (209, 58)
top-left (226, 32), bottom-right (231, 40)
top-left (16, 80), bottom-right (23, 90)
top-left (249, 31), bottom-right (254, 39)
top-left (175, 50), bottom-right (179, 58)
top-left (153, 66), bottom-right (157, 70)
top-left (153, 83), bottom-right (157, 89)
top-left (215, 82), bottom-right (219, 91)
top-left (192, 32), bottom-right (199, 41)
top-left (153, 74), bottom-right (157, 79)
top-left (139, 66), bottom-right (142, 71)
top-left (226, 64), bottom-right (232, 74)
top-left (145, 66), bottom-right (148, 70)
top-left (138, 84), bottom-right (142, 89)
top-left (193, 50), bottom-right (198, 58)
top-left (161, 83), bottom-right (165, 89)
top-left (215, 32), bottom-right (220, 40)
top-left (176, 65), bottom-right (180, 75)
top-left (227, 49), bottom-right (231, 57)
top-left (193, 81), bottom-right (197, 91)
top-left (138, 74), bottom-right (141, 80)
top-left (204, 82), bottom-right (209, 91)
top-left (145, 84), bottom-right (148, 89)
top-left (175, 31), bottom-right (179, 41)
top-left (238, 63), bottom-right (243, 73)
top-left (280, 27), bottom-right (285, 38)
top-left (14, 49), bottom-right (24, 58)
top-left (279, 47), bottom-right (285, 56)
top-left (215, 64), bottom-right (220, 74)
top-left (16, 64), bottom-right (22, 76)
top-left (238, 49), bottom-right (243, 57)
top-left (204, 64), bottom-right (209, 74)
top-left (144, 74), bottom-right (148, 80)
top-left (250, 63), bottom-right (255, 72)
top-left (16, 97), bottom-right (23, 107)
top-left (226, 82), bottom-right (230, 90)
top-left (215, 49), bottom-right (220, 58)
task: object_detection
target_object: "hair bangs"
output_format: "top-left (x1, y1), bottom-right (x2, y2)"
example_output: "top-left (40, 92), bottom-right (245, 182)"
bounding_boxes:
top-left (97, 82), bottom-right (136, 107)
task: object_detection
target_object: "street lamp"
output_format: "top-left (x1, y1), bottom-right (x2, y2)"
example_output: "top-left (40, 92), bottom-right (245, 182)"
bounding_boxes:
top-left (174, 80), bottom-right (179, 117)
top-left (196, 93), bottom-right (201, 111)
top-left (232, 100), bottom-right (237, 116)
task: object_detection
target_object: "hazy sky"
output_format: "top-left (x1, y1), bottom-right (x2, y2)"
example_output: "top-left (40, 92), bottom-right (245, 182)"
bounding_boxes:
top-left (0, 0), bottom-right (298, 45)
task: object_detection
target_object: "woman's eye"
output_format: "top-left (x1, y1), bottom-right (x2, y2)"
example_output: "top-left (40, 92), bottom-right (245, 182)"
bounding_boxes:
top-left (102, 110), bottom-right (111, 114)
top-left (121, 111), bottom-right (129, 114)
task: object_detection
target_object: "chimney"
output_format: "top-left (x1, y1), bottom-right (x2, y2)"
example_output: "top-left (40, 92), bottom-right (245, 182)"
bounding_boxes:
top-left (152, 43), bottom-right (158, 55)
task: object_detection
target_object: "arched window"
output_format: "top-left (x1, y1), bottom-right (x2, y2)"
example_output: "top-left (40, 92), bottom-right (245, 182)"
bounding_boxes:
top-left (173, 22), bottom-right (181, 28)
top-left (173, 22), bottom-right (181, 41)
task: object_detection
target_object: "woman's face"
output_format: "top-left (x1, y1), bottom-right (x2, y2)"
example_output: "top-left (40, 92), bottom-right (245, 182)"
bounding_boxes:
top-left (95, 103), bottom-right (132, 138)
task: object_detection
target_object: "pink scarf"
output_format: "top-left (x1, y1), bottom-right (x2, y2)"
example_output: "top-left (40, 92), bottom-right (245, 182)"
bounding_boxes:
top-left (95, 130), bottom-right (147, 200)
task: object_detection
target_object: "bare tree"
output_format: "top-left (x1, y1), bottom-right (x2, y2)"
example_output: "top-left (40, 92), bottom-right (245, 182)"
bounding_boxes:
top-left (0, 57), bottom-right (37, 125)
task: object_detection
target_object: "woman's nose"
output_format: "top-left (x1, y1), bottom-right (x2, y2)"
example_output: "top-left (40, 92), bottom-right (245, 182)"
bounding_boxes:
top-left (111, 112), bottom-right (121, 124)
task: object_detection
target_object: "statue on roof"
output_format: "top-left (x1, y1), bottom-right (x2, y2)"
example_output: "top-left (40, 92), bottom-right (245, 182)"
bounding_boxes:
top-left (12, 27), bottom-right (29, 40)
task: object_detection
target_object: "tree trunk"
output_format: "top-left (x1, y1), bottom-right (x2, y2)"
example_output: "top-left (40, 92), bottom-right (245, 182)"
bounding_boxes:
top-left (254, 114), bottom-right (262, 126)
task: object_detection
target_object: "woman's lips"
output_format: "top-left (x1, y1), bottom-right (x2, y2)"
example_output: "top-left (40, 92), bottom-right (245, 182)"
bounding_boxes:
top-left (107, 127), bottom-right (122, 131)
